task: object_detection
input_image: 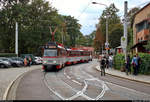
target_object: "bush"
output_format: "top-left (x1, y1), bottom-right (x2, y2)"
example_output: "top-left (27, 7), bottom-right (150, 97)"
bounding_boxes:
top-left (0, 53), bottom-right (17, 57)
top-left (138, 53), bottom-right (150, 75)
top-left (113, 54), bottom-right (125, 70)
top-left (113, 53), bottom-right (150, 75)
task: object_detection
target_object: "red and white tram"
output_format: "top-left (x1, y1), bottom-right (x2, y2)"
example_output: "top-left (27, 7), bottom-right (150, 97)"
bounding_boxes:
top-left (42, 42), bottom-right (92, 71)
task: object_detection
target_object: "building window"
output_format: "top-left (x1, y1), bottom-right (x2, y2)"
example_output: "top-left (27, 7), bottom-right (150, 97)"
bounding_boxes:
top-left (138, 38), bottom-right (140, 42)
top-left (136, 21), bottom-right (149, 33)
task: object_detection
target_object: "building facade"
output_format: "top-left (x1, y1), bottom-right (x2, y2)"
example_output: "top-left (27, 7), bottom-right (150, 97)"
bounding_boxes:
top-left (132, 3), bottom-right (150, 53)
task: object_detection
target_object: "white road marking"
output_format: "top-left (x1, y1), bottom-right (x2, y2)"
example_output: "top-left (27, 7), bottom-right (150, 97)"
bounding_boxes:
top-left (72, 80), bottom-right (82, 85)
top-left (66, 75), bottom-right (71, 79)
top-left (46, 63), bottom-right (109, 100)
top-left (44, 78), bottom-right (65, 100)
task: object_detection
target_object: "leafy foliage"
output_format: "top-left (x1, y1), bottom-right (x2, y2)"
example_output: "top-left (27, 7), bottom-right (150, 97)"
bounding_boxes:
top-left (114, 53), bottom-right (150, 75)
top-left (138, 53), bottom-right (150, 75)
top-left (113, 54), bottom-right (125, 70)
top-left (0, 0), bottom-right (85, 55)
top-left (94, 3), bottom-right (123, 51)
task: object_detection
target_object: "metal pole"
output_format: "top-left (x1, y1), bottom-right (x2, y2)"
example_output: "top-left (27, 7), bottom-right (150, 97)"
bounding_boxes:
top-left (124, 1), bottom-right (128, 61)
top-left (15, 22), bottom-right (18, 57)
top-left (106, 14), bottom-right (108, 55)
top-left (92, 2), bottom-right (109, 56)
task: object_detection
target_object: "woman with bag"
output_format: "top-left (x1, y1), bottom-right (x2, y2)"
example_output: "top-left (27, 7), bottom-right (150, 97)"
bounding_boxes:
top-left (131, 55), bottom-right (138, 75)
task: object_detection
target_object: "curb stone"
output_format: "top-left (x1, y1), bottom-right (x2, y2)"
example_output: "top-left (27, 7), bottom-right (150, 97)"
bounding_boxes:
top-left (96, 66), bottom-right (150, 85)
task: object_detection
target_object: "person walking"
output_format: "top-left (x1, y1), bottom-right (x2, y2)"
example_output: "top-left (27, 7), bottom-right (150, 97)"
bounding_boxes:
top-left (106, 57), bottom-right (109, 69)
top-left (100, 56), bottom-right (106, 76)
top-left (109, 54), bottom-right (113, 69)
top-left (24, 57), bottom-right (28, 67)
top-left (29, 57), bottom-right (32, 67)
top-left (131, 55), bottom-right (138, 75)
top-left (125, 55), bottom-right (131, 75)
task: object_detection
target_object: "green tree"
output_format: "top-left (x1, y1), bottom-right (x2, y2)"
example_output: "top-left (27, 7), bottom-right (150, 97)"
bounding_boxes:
top-left (0, 0), bottom-right (63, 55)
top-left (0, 0), bottom-right (84, 55)
top-left (109, 23), bottom-right (123, 48)
top-left (96, 3), bottom-right (122, 50)
top-left (63, 16), bottom-right (81, 47)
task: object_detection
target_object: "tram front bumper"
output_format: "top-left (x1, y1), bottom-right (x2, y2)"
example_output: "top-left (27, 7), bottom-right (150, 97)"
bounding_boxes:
top-left (42, 64), bottom-right (59, 71)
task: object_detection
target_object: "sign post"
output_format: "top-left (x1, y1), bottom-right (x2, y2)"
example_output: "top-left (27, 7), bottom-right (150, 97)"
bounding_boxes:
top-left (123, 1), bottom-right (128, 61)
top-left (105, 42), bottom-right (109, 55)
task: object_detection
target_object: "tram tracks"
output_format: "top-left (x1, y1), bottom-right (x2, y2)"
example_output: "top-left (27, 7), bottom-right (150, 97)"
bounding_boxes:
top-left (80, 63), bottom-right (150, 100)
top-left (4, 61), bottom-right (150, 100)
top-left (44, 71), bottom-right (92, 100)
top-left (43, 62), bottom-right (110, 100)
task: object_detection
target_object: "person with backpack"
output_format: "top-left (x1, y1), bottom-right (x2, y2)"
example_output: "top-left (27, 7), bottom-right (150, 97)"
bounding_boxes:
top-left (131, 55), bottom-right (138, 75)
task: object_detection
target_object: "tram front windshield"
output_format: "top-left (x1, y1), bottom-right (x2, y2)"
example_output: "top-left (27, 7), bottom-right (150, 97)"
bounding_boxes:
top-left (44, 49), bottom-right (57, 57)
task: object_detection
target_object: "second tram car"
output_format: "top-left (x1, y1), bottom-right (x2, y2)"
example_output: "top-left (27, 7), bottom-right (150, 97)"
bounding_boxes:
top-left (42, 42), bottom-right (92, 71)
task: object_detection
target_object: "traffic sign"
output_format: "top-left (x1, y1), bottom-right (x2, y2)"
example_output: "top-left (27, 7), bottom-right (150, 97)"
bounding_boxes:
top-left (121, 36), bottom-right (126, 48)
top-left (105, 42), bottom-right (109, 46)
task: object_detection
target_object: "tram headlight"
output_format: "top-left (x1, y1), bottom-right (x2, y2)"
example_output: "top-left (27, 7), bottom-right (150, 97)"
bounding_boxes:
top-left (53, 61), bottom-right (56, 64)
top-left (43, 61), bottom-right (47, 64)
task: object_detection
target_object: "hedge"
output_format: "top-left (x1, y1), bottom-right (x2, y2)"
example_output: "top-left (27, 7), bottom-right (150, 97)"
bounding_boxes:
top-left (113, 53), bottom-right (150, 75)
top-left (113, 53), bottom-right (125, 70)
top-left (0, 53), bottom-right (17, 57)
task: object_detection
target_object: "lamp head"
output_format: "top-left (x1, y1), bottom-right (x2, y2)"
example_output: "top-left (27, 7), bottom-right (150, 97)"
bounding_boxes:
top-left (92, 2), bottom-right (97, 4)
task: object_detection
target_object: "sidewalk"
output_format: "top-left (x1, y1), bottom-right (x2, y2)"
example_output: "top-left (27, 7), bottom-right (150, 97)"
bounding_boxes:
top-left (96, 66), bottom-right (150, 84)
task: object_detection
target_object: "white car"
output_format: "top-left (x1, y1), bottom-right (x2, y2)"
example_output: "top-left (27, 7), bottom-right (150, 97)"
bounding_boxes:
top-left (34, 57), bottom-right (42, 64)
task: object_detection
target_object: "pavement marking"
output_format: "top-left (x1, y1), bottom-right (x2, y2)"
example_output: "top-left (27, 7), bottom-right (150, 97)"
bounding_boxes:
top-left (45, 72), bottom-right (94, 100)
top-left (79, 66), bottom-right (110, 100)
top-left (70, 65), bottom-right (109, 100)
top-left (48, 63), bottom-right (109, 100)
top-left (84, 78), bottom-right (109, 100)
top-left (44, 75), bottom-right (65, 100)
top-left (72, 80), bottom-right (82, 85)
top-left (66, 75), bottom-right (71, 79)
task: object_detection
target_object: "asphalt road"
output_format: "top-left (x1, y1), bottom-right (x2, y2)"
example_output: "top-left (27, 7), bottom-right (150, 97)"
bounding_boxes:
top-left (12, 60), bottom-right (150, 100)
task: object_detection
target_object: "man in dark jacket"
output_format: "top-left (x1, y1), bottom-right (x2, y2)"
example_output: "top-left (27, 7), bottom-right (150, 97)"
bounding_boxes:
top-left (125, 55), bottom-right (131, 75)
top-left (100, 56), bottom-right (106, 76)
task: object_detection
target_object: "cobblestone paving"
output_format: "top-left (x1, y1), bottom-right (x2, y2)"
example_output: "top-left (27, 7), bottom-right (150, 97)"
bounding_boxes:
top-left (0, 65), bottom-right (41, 100)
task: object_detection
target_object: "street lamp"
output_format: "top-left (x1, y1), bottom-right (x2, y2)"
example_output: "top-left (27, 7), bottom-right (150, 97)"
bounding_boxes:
top-left (92, 2), bottom-right (109, 56)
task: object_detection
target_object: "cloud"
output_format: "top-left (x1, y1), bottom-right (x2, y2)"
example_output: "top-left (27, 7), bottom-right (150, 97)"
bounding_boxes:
top-left (46, 0), bottom-right (150, 35)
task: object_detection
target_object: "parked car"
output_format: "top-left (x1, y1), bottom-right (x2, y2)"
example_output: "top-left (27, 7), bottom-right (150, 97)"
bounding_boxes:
top-left (34, 56), bottom-right (42, 64)
top-left (0, 58), bottom-right (11, 68)
top-left (11, 57), bottom-right (24, 66)
top-left (1, 57), bottom-right (23, 67)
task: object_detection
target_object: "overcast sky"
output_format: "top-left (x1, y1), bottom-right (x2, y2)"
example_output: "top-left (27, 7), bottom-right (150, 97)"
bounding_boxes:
top-left (46, 0), bottom-right (150, 35)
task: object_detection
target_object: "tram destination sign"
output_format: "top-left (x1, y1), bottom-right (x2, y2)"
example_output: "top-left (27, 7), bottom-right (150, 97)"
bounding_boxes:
top-left (45, 45), bottom-right (56, 49)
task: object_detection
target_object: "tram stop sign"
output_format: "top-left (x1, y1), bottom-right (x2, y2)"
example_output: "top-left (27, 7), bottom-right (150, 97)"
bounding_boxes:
top-left (121, 36), bottom-right (126, 48)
